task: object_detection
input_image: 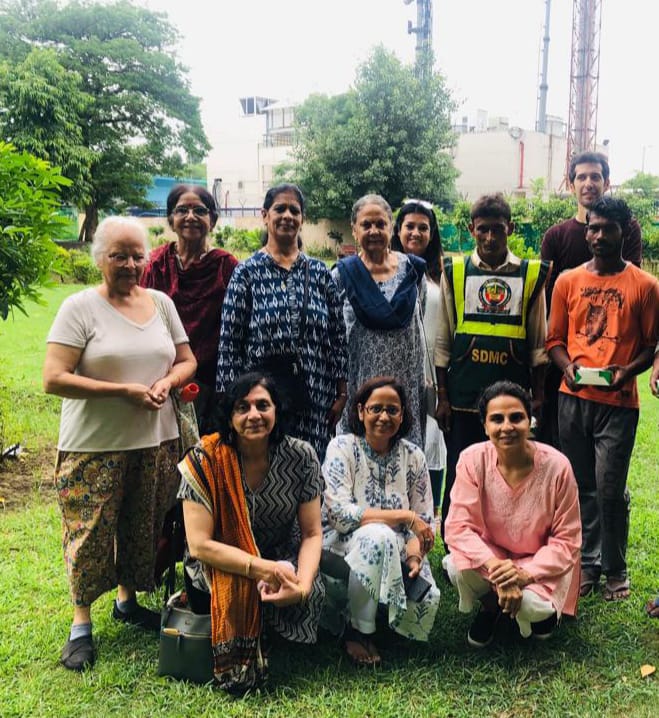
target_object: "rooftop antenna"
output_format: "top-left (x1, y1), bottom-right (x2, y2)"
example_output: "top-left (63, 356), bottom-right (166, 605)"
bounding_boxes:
top-left (404, 0), bottom-right (433, 79)
top-left (536, 0), bottom-right (552, 133)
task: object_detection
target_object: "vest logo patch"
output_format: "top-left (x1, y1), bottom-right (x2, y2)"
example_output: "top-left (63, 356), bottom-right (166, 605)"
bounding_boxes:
top-left (477, 278), bottom-right (512, 314)
top-left (464, 275), bottom-right (524, 319)
top-left (471, 348), bottom-right (509, 365)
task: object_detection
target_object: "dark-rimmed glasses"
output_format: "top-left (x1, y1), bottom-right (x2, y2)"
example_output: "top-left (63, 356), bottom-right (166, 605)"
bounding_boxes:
top-left (172, 205), bottom-right (210, 217)
top-left (363, 404), bottom-right (402, 416)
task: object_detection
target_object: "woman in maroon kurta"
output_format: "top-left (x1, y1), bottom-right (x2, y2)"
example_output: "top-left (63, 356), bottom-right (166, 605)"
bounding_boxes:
top-left (141, 185), bottom-right (238, 429)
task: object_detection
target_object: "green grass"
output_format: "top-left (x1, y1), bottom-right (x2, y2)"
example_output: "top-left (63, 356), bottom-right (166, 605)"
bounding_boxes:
top-left (1, 288), bottom-right (659, 716)
top-left (0, 284), bottom-right (81, 451)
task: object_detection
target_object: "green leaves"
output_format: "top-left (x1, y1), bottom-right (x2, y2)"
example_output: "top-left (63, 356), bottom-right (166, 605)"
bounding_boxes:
top-left (0, 141), bottom-right (69, 319)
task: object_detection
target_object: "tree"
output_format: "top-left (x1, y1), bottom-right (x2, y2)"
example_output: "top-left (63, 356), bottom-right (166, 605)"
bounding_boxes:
top-left (0, 0), bottom-right (209, 241)
top-left (0, 141), bottom-right (70, 319)
top-left (279, 46), bottom-right (457, 221)
top-left (621, 171), bottom-right (659, 200)
top-left (0, 48), bottom-right (94, 207)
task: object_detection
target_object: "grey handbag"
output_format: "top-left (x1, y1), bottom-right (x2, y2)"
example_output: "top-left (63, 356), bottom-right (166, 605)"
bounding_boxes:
top-left (158, 591), bottom-right (213, 684)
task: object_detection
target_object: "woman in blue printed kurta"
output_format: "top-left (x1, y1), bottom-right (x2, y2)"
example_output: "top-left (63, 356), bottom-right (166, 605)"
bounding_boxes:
top-left (217, 185), bottom-right (348, 460)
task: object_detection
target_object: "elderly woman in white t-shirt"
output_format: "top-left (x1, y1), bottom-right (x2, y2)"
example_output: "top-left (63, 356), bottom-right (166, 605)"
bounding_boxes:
top-left (43, 216), bottom-right (196, 672)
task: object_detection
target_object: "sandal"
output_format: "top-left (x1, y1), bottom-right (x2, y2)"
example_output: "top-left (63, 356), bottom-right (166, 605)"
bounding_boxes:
top-left (645, 595), bottom-right (659, 618)
top-left (579, 576), bottom-right (599, 598)
top-left (603, 577), bottom-right (631, 602)
top-left (343, 624), bottom-right (381, 667)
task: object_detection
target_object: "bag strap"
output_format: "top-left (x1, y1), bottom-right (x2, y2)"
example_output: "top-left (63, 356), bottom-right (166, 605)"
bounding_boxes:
top-left (417, 297), bottom-right (438, 396)
top-left (297, 258), bottom-right (310, 342)
top-left (149, 289), bottom-right (173, 337)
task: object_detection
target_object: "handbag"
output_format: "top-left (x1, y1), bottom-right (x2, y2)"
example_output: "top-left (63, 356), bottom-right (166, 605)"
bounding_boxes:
top-left (158, 591), bottom-right (213, 684)
top-left (148, 289), bottom-right (200, 455)
top-left (253, 353), bottom-right (310, 413)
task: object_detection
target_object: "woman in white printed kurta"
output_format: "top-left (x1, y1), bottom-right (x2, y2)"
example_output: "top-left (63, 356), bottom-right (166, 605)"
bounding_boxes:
top-left (321, 377), bottom-right (439, 664)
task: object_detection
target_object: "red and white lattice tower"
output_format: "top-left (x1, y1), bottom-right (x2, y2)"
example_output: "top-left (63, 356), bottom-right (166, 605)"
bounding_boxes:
top-left (565, 0), bottom-right (602, 176)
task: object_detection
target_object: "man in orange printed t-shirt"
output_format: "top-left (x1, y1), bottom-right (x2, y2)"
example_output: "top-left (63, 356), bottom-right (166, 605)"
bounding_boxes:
top-left (546, 196), bottom-right (659, 603)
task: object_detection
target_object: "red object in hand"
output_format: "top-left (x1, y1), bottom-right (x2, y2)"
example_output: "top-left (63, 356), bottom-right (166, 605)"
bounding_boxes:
top-left (179, 383), bottom-right (199, 403)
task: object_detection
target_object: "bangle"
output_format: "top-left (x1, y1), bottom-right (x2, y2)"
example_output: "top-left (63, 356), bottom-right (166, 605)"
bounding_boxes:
top-left (407, 512), bottom-right (416, 530)
top-left (406, 554), bottom-right (422, 564)
top-left (245, 557), bottom-right (253, 578)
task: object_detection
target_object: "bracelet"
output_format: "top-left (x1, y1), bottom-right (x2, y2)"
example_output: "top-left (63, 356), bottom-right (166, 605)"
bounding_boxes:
top-left (407, 512), bottom-right (416, 530)
top-left (337, 392), bottom-right (348, 397)
top-left (297, 585), bottom-right (308, 605)
top-left (245, 557), bottom-right (253, 578)
top-left (170, 373), bottom-right (181, 388)
top-left (406, 554), bottom-right (423, 564)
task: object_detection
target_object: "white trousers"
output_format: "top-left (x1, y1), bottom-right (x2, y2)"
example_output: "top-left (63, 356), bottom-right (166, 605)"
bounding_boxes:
top-left (443, 554), bottom-right (555, 638)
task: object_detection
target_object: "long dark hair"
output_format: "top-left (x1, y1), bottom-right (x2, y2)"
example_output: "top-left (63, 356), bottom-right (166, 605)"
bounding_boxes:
top-left (347, 376), bottom-right (412, 442)
top-left (392, 200), bottom-right (443, 282)
top-left (213, 372), bottom-right (286, 448)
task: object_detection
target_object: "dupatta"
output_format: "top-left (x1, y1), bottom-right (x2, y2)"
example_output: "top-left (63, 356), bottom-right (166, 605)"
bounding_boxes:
top-left (179, 433), bottom-right (266, 692)
top-left (337, 253), bottom-right (426, 330)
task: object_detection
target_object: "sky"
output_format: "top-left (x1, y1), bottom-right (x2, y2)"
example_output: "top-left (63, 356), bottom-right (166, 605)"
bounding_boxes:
top-left (137, 0), bottom-right (658, 183)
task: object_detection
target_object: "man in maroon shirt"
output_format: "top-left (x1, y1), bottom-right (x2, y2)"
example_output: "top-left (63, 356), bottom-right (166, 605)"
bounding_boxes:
top-left (539, 152), bottom-right (643, 446)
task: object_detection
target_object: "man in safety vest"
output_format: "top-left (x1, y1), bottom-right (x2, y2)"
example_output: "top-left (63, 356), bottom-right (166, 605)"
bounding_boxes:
top-left (435, 193), bottom-right (551, 543)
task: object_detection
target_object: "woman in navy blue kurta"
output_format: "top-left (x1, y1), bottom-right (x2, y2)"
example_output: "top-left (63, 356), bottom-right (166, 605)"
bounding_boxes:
top-left (217, 184), bottom-right (348, 460)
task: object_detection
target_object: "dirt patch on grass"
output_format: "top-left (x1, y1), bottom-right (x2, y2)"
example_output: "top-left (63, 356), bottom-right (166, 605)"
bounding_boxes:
top-left (0, 447), bottom-right (56, 510)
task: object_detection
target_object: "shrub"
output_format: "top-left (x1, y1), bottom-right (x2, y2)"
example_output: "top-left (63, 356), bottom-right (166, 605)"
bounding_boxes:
top-left (148, 225), bottom-right (168, 248)
top-left (306, 244), bottom-right (336, 260)
top-left (0, 141), bottom-right (70, 318)
top-left (68, 249), bottom-right (101, 284)
top-left (214, 226), bottom-right (263, 253)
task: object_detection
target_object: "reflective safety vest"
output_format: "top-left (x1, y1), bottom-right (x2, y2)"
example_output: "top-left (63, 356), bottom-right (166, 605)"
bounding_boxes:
top-left (445, 255), bottom-right (550, 411)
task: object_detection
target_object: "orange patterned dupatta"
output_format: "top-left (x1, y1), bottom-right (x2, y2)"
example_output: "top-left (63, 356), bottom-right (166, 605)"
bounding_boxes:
top-left (179, 433), bottom-right (266, 692)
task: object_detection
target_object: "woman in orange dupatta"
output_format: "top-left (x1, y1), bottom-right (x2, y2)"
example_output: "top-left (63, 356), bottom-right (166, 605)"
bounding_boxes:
top-left (178, 372), bottom-right (324, 693)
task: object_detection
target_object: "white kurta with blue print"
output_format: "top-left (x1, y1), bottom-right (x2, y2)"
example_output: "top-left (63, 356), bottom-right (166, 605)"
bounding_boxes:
top-left (321, 434), bottom-right (440, 641)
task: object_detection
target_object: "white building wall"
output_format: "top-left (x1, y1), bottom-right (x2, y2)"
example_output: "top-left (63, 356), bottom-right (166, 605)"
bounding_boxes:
top-left (206, 113), bottom-right (265, 210)
top-left (453, 129), bottom-right (568, 200)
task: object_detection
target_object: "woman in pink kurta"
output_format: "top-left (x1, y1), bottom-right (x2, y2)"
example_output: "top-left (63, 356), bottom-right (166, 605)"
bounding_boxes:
top-left (443, 380), bottom-right (581, 647)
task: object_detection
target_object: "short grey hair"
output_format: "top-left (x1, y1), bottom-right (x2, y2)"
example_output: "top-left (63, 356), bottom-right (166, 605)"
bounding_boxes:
top-left (350, 194), bottom-right (393, 224)
top-left (91, 217), bottom-right (150, 264)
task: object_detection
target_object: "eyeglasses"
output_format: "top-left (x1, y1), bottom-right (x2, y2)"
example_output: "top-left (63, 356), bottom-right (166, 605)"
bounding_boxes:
top-left (172, 205), bottom-right (210, 217)
top-left (107, 253), bottom-right (147, 265)
top-left (363, 404), bottom-right (402, 416)
top-left (402, 198), bottom-right (434, 210)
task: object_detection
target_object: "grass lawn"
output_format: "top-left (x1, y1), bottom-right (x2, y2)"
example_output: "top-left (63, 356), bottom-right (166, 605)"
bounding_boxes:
top-left (1, 286), bottom-right (659, 717)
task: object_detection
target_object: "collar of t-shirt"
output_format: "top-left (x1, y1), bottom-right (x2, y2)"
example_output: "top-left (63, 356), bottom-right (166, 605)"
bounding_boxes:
top-left (470, 249), bottom-right (521, 272)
